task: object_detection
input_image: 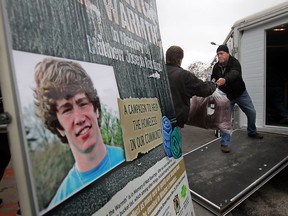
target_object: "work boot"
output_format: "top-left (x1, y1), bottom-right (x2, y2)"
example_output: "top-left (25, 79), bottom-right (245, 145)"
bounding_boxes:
top-left (248, 132), bottom-right (263, 139)
top-left (279, 117), bottom-right (288, 124)
top-left (221, 145), bottom-right (231, 153)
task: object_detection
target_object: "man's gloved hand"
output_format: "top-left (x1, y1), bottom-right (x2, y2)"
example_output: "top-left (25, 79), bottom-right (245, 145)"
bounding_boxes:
top-left (0, 112), bottom-right (12, 125)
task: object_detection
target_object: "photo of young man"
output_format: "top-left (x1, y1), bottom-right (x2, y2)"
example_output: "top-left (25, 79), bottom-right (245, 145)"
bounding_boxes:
top-left (33, 58), bottom-right (125, 207)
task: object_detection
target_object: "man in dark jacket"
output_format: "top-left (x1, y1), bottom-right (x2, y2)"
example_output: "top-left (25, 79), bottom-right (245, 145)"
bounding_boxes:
top-left (0, 89), bottom-right (11, 207)
top-left (211, 45), bottom-right (263, 153)
top-left (166, 45), bottom-right (216, 128)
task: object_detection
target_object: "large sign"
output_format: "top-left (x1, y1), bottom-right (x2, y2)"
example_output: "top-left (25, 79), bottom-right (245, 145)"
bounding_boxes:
top-left (0, 0), bottom-right (194, 215)
top-left (6, 0), bottom-right (174, 116)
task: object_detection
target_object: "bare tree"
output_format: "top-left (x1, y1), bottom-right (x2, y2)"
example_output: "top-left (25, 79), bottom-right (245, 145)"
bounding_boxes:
top-left (187, 61), bottom-right (212, 81)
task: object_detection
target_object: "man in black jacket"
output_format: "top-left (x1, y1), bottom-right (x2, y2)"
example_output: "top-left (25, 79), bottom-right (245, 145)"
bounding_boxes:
top-left (0, 89), bottom-right (11, 207)
top-left (211, 45), bottom-right (263, 153)
top-left (166, 45), bottom-right (216, 128)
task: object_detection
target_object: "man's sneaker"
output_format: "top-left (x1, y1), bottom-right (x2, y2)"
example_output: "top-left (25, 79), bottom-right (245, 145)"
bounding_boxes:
top-left (248, 132), bottom-right (263, 139)
top-left (221, 145), bottom-right (231, 153)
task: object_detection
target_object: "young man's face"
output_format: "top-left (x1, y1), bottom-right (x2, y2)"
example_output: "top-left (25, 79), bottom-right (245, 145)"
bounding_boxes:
top-left (217, 51), bottom-right (229, 64)
top-left (56, 93), bottom-right (100, 153)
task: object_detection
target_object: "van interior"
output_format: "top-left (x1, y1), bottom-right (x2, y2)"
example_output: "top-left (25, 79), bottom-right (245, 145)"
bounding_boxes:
top-left (266, 23), bottom-right (288, 127)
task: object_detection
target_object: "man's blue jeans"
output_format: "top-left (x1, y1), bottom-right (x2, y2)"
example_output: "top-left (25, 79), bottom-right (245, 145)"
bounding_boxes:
top-left (220, 90), bottom-right (257, 146)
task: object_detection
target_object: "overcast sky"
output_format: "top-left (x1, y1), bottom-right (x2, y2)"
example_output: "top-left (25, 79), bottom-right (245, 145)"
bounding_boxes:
top-left (156, 0), bottom-right (287, 69)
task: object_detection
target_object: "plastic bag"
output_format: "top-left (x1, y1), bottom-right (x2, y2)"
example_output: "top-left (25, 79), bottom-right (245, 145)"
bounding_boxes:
top-left (187, 88), bottom-right (232, 134)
